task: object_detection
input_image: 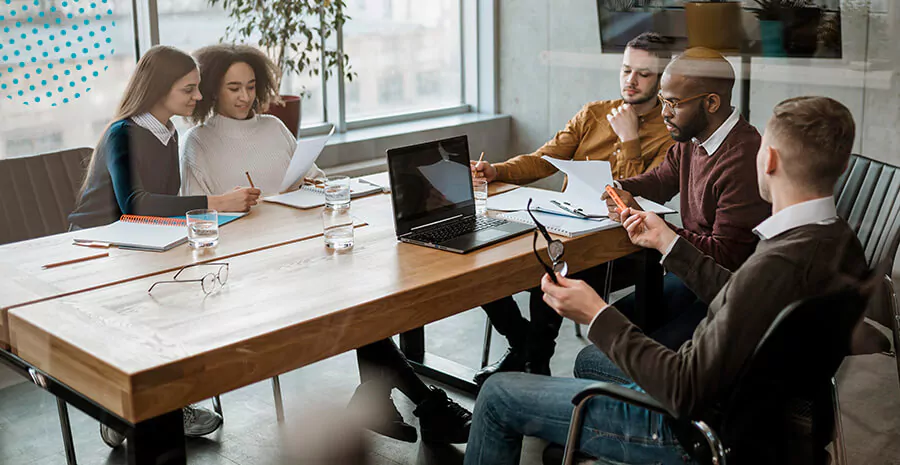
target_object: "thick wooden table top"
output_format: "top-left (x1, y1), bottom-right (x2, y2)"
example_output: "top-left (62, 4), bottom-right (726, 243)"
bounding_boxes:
top-left (0, 197), bottom-right (379, 347)
top-left (7, 191), bottom-right (637, 424)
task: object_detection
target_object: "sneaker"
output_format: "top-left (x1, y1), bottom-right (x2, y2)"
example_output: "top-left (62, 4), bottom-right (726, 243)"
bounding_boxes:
top-left (348, 382), bottom-right (418, 443)
top-left (182, 404), bottom-right (223, 437)
top-left (100, 424), bottom-right (125, 448)
top-left (413, 386), bottom-right (472, 444)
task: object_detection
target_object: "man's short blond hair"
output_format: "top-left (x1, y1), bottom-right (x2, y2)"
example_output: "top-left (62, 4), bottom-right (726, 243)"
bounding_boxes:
top-left (768, 96), bottom-right (856, 194)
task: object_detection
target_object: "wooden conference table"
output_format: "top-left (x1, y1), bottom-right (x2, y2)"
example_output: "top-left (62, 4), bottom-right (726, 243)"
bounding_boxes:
top-left (0, 184), bottom-right (662, 465)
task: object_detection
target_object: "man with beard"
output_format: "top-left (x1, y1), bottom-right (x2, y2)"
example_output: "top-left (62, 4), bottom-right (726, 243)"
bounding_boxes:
top-left (470, 32), bottom-right (676, 385)
top-left (581, 46), bottom-right (771, 363)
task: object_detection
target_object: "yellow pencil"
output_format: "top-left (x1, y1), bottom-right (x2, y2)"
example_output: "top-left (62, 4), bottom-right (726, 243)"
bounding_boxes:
top-left (245, 171), bottom-right (256, 188)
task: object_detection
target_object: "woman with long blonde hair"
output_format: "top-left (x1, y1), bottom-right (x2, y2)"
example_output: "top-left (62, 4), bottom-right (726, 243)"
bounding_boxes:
top-left (69, 45), bottom-right (260, 230)
top-left (71, 45), bottom-right (232, 447)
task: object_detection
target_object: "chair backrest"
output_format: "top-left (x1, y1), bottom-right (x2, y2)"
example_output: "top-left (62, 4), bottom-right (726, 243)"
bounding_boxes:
top-left (0, 148), bottom-right (92, 245)
top-left (834, 154), bottom-right (900, 328)
top-left (716, 288), bottom-right (868, 465)
top-left (835, 153), bottom-right (900, 270)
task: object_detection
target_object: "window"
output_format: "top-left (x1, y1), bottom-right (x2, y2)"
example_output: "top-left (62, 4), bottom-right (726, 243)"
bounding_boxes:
top-left (1, 0), bottom-right (470, 159)
top-left (342, 0), bottom-right (462, 120)
top-left (5, 131), bottom-right (62, 157)
top-left (156, 0), bottom-right (324, 132)
top-left (0, 0), bottom-right (136, 159)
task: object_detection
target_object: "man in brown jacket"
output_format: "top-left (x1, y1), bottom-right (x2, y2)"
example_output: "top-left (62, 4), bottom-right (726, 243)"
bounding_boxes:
top-left (463, 97), bottom-right (867, 464)
top-left (471, 32), bottom-right (675, 384)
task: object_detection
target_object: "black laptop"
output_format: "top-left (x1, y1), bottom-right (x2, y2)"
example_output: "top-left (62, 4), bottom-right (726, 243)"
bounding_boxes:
top-left (386, 135), bottom-right (534, 254)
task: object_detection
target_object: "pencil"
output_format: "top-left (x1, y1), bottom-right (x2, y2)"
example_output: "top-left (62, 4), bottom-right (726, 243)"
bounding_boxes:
top-left (605, 185), bottom-right (628, 211)
top-left (477, 152), bottom-right (485, 164)
top-left (245, 171), bottom-right (256, 188)
top-left (42, 252), bottom-right (109, 270)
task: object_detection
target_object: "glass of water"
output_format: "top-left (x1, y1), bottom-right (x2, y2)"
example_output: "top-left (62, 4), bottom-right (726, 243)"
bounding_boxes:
top-left (473, 178), bottom-right (488, 215)
top-left (323, 176), bottom-right (354, 250)
top-left (186, 209), bottom-right (219, 249)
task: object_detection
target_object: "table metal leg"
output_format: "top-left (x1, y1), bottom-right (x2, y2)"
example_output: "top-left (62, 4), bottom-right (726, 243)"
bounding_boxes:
top-left (400, 327), bottom-right (479, 394)
top-left (633, 249), bottom-right (664, 329)
top-left (56, 399), bottom-right (77, 465)
top-left (126, 410), bottom-right (186, 465)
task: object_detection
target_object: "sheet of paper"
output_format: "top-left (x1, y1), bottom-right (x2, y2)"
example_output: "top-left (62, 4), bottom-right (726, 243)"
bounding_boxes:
top-left (279, 126), bottom-right (335, 193)
top-left (487, 186), bottom-right (606, 217)
top-left (542, 156), bottom-right (614, 197)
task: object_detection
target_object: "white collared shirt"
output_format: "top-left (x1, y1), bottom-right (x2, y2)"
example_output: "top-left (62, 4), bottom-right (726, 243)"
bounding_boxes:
top-left (692, 107), bottom-right (740, 156)
top-left (131, 113), bottom-right (177, 145)
top-left (752, 197), bottom-right (838, 240)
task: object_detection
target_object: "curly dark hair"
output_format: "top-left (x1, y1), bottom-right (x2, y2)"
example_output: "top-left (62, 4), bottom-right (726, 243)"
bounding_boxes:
top-left (190, 44), bottom-right (281, 124)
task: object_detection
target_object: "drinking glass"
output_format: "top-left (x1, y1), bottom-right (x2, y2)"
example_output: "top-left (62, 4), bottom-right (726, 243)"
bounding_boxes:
top-left (472, 178), bottom-right (488, 215)
top-left (186, 209), bottom-right (218, 249)
top-left (323, 176), bottom-right (354, 249)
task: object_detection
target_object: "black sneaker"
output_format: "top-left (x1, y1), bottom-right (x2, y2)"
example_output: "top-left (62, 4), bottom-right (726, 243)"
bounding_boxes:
top-left (413, 386), bottom-right (472, 444)
top-left (348, 383), bottom-right (418, 443)
top-left (473, 349), bottom-right (528, 386)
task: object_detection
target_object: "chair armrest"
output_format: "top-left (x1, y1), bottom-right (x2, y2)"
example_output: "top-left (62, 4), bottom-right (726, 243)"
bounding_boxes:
top-left (571, 381), bottom-right (669, 416)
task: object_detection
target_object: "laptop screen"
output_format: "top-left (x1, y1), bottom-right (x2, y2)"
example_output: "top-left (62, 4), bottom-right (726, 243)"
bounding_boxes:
top-left (387, 135), bottom-right (474, 235)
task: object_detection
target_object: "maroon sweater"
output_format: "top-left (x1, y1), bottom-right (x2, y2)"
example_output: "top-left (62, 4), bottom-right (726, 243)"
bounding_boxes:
top-left (619, 117), bottom-right (770, 271)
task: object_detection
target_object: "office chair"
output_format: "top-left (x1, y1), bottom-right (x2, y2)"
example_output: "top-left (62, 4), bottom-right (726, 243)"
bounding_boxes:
top-left (557, 288), bottom-right (869, 465)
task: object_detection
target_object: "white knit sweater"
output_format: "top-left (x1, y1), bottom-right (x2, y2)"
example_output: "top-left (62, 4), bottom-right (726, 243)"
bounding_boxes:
top-left (180, 113), bottom-right (325, 196)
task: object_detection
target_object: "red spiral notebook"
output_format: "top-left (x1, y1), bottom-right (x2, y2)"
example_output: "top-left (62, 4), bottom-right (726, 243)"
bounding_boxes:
top-left (73, 214), bottom-right (188, 252)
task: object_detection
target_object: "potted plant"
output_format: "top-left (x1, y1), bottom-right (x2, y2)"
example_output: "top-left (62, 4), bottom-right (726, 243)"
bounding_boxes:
top-left (683, 0), bottom-right (746, 52)
top-left (751, 0), bottom-right (822, 57)
top-left (207, 0), bottom-right (354, 137)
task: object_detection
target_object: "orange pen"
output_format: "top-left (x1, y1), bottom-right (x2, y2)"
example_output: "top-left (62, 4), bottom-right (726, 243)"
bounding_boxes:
top-left (605, 185), bottom-right (628, 212)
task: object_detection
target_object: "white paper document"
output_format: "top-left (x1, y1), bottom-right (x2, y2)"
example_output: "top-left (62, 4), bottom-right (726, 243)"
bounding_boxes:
top-left (279, 126), bottom-right (335, 193)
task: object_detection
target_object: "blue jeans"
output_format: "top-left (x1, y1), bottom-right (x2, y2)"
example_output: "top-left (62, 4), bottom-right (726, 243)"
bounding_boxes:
top-left (465, 372), bottom-right (696, 465)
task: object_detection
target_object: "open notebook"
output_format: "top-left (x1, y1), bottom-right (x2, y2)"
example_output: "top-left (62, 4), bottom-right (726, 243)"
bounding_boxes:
top-left (72, 213), bottom-right (246, 252)
top-left (263, 177), bottom-right (385, 209)
top-left (497, 210), bottom-right (619, 238)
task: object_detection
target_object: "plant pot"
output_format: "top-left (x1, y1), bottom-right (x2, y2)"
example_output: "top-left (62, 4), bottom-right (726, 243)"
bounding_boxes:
top-left (265, 95), bottom-right (302, 138)
top-left (684, 1), bottom-right (745, 53)
top-left (759, 20), bottom-right (786, 57)
top-left (780, 6), bottom-right (822, 57)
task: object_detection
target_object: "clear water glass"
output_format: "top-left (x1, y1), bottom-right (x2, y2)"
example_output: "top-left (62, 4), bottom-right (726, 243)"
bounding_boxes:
top-left (473, 178), bottom-right (488, 215)
top-left (186, 209), bottom-right (218, 249)
top-left (324, 175), bottom-right (351, 206)
top-left (323, 176), bottom-right (354, 249)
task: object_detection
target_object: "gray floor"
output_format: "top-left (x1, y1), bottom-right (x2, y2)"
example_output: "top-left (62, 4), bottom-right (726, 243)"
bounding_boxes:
top-left (2, 292), bottom-right (900, 465)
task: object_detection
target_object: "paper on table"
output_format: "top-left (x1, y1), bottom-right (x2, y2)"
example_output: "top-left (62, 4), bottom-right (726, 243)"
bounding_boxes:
top-left (541, 156), bottom-right (676, 215)
top-left (487, 186), bottom-right (607, 217)
top-left (279, 126), bottom-right (335, 193)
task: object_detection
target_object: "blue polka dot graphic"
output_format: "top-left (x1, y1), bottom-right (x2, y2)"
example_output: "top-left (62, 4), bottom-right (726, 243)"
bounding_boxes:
top-left (1, 0), bottom-right (117, 106)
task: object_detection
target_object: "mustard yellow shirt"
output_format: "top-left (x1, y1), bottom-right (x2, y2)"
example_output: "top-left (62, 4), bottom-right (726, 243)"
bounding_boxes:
top-left (495, 99), bottom-right (674, 184)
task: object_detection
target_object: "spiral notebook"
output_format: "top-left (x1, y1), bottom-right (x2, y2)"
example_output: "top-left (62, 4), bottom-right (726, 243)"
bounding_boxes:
top-left (73, 215), bottom-right (188, 252)
top-left (263, 178), bottom-right (384, 209)
top-left (497, 210), bottom-right (619, 238)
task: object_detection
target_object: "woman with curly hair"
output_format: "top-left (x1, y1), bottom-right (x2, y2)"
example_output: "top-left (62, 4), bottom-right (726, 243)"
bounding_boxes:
top-left (180, 44), bottom-right (324, 196)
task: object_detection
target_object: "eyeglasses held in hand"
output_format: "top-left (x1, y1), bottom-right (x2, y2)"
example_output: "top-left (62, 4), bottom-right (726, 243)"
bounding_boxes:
top-left (527, 199), bottom-right (568, 284)
top-left (148, 263), bottom-right (230, 294)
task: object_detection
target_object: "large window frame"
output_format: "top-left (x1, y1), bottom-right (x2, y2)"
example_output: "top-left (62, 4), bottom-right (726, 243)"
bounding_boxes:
top-left (132, 0), bottom-right (496, 137)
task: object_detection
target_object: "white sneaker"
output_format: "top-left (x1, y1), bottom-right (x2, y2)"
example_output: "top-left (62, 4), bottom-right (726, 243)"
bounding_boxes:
top-left (99, 404), bottom-right (223, 447)
top-left (182, 404), bottom-right (223, 437)
top-left (99, 424), bottom-right (125, 448)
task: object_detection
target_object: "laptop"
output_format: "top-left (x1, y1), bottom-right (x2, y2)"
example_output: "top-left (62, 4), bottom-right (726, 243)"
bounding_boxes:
top-left (386, 135), bottom-right (534, 254)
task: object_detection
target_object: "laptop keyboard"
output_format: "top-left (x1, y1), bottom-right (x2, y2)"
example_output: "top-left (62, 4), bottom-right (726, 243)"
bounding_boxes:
top-left (406, 216), bottom-right (508, 244)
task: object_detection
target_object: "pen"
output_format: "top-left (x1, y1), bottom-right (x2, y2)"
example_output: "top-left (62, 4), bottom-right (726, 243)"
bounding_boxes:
top-left (605, 185), bottom-right (628, 211)
top-left (358, 177), bottom-right (389, 193)
top-left (549, 200), bottom-right (606, 219)
top-left (43, 252), bottom-right (109, 270)
top-left (245, 171), bottom-right (256, 188)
